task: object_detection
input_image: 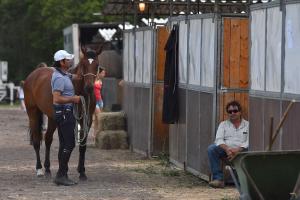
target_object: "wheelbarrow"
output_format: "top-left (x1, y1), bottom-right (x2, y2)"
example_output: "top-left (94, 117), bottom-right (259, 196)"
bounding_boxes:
top-left (230, 151), bottom-right (300, 200)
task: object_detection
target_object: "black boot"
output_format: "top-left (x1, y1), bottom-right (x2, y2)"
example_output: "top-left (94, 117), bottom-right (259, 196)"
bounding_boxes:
top-left (54, 149), bottom-right (77, 186)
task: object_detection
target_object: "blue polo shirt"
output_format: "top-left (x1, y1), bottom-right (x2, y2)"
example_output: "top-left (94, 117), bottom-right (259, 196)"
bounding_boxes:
top-left (51, 69), bottom-right (74, 106)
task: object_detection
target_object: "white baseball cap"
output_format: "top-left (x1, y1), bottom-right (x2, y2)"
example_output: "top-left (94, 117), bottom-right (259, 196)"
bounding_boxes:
top-left (54, 50), bottom-right (74, 61)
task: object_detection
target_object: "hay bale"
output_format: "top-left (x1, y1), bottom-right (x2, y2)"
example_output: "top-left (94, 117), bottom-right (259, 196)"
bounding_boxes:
top-left (97, 111), bottom-right (126, 132)
top-left (95, 130), bottom-right (128, 149)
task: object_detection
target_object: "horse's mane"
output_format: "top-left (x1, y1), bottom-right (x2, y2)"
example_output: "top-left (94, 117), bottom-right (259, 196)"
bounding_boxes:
top-left (68, 65), bottom-right (78, 74)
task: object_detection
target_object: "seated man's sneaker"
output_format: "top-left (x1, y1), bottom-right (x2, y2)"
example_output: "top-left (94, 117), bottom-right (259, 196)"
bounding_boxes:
top-left (209, 180), bottom-right (224, 188)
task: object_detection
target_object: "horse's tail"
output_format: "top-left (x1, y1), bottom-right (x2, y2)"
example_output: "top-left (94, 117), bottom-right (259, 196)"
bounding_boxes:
top-left (28, 111), bottom-right (44, 145)
top-left (27, 128), bottom-right (33, 145)
top-left (37, 112), bottom-right (44, 145)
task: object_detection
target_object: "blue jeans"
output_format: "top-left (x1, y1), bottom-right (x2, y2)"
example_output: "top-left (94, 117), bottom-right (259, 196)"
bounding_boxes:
top-left (207, 144), bottom-right (228, 181)
top-left (96, 100), bottom-right (104, 109)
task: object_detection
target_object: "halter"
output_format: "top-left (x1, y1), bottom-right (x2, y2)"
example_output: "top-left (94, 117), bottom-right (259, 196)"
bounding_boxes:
top-left (80, 58), bottom-right (100, 78)
top-left (82, 72), bottom-right (96, 77)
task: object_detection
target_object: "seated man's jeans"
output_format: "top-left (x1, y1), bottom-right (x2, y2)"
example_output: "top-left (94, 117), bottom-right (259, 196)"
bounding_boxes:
top-left (207, 144), bottom-right (228, 181)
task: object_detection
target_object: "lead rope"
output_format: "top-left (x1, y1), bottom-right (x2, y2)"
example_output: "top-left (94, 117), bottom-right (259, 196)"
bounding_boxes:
top-left (73, 95), bottom-right (91, 146)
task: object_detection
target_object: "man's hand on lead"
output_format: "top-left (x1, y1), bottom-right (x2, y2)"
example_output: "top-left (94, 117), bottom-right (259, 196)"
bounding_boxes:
top-left (73, 96), bottom-right (81, 104)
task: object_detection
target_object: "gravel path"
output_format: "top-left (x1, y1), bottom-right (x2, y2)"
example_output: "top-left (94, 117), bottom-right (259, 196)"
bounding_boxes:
top-left (0, 107), bottom-right (239, 200)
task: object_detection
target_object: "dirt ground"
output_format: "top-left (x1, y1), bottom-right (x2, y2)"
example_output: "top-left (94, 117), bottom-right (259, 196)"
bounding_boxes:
top-left (0, 106), bottom-right (239, 200)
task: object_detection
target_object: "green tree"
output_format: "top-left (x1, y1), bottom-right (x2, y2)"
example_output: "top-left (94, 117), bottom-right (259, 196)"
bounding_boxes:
top-left (0, 0), bottom-right (106, 83)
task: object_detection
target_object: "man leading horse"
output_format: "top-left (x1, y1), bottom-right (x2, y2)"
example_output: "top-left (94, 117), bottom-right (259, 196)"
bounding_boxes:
top-left (51, 50), bottom-right (81, 186)
top-left (24, 47), bottom-right (101, 186)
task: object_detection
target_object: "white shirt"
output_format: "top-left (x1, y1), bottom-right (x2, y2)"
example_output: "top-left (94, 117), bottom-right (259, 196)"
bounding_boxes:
top-left (18, 88), bottom-right (24, 99)
top-left (214, 119), bottom-right (249, 149)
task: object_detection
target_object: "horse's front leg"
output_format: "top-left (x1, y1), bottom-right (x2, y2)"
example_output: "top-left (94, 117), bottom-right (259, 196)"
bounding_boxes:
top-left (43, 119), bottom-right (56, 177)
top-left (77, 129), bottom-right (88, 180)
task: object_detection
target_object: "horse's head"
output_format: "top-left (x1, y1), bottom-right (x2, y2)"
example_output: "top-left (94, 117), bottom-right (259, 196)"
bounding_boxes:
top-left (78, 46), bottom-right (102, 94)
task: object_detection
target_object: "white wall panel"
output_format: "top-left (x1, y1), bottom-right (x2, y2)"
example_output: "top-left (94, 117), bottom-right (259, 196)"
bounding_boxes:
top-left (201, 18), bottom-right (215, 87)
top-left (128, 32), bottom-right (135, 83)
top-left (135, 31), bottom-right (143, 83)
top-left (250, 9), bottom-right (266, 91)
top-left (123, 33), bottom-right (129, 81)
top-left (266, 7), bottom-right (282, 92)
top-left (188, 19), bottom-right (201, 86)
top-left (284, 4), bottom-right (300, 94)
top-left (143, 30), bottom-right (152, 84)
top-left (179, 21), bottom-right (188, 84)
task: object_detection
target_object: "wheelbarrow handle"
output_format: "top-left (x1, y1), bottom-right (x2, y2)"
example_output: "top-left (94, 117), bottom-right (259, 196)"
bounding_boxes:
top-left (266, 100), bottom-right (295, 151)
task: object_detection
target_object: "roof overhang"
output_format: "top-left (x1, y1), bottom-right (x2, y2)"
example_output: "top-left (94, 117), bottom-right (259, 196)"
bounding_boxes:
top-left (101, 0), bottom-right (272, 17)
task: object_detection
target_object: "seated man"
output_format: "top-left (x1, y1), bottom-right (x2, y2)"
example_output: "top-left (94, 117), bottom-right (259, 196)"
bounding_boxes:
top-left (207, 100), bottom-right (249, 188)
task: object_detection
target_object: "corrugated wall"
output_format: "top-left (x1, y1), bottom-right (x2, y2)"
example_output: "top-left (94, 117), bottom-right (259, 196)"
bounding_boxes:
top-left (199, 92), bottom-right (214, 176)
top-left (168, 14), bottom-right (249, 180)
top-left (249, 1), bottom-right (300, 151)
top-left (186, 90), bottom-right (200, 171)
top-left (249, 97), bottom-right (300, 151)
top-left (123, 13), bottom-right (250, 180)
top-left (169, 90), bottom-right (214, 178)
top-left (122, 27), bottom-right (170, 156)
top-left (248, 97), bottom-right (264, 151)
top-left (168, 14), bottom-right (217, 180)
top-left (282, 101), bottom-right (300, 150)
top-left (123, 86), bottom-right (151, 155)
top-left (122, 28), bottom-right (154, 156)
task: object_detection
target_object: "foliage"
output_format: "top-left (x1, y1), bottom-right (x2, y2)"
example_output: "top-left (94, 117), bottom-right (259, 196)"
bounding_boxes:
top-left (0, 0), bottom-right (106, 83)
top-left (221, 197), bottom-right (239, 200)
top-left (156, 152), bottom-right (170, 167)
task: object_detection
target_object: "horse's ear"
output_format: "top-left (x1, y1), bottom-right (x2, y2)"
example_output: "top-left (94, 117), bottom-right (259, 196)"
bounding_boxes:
top-left (81, 45), bottom-right (87, 56)
top-left (96, 43), bottom-right (104, 56)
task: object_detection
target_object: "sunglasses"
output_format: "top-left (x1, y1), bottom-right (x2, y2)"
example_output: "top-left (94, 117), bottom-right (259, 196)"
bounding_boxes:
top-left (227, 109), bottom-right (239, 114)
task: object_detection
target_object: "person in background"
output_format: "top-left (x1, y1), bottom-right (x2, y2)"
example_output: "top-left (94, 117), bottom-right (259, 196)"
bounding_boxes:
top-left (18, 80), bottom-right (26, 112)
top-left (93, 67), bottom-right (106, 141)
top-left (36, 62), bottom-right (48, 68)
top-left (207, 100), bottom-right (249, 188)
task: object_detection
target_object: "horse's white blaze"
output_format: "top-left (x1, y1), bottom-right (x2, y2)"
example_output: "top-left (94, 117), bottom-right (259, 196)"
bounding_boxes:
top-left (36, 169), bottom-right (44, 177)
top-left (88, 58), bottom-right (94, 64)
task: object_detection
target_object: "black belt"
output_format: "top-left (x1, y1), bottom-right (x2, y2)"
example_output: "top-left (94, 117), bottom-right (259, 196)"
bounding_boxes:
top-left (53, 104), bottom-right (73, 111)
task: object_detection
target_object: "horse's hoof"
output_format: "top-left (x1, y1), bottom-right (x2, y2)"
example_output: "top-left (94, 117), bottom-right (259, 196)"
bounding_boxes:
top-left (36, 169), bottom-right (44, 177)
top-left (45, 170), bottom-right (51, 178)
top-left (79, 174), bottom-right (87, 181)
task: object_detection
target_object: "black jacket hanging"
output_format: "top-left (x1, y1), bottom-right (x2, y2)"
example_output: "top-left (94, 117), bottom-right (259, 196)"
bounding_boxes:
top-left (162, 24), bottom-right (179, 124)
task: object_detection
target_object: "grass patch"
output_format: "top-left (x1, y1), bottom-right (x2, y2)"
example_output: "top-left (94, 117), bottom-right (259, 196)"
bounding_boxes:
top-left (221, 197), bottom-right (239, 200)
top-left (127, 158), bottom-right (207, 189)
top-left (131, 164), bottom-right (180, 177)
top-left (155, 152), bottom-right (170, 167)
top-left (0, 103), bottom-right (19, 108)
top-left (162, 169), bottom-right (180, 177)
top-left (132, 165), bottom-right (158, 175)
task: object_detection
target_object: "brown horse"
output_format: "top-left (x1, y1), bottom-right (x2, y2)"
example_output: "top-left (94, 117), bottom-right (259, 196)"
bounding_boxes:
top-left (24, 48), bottom-right (100, 180)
